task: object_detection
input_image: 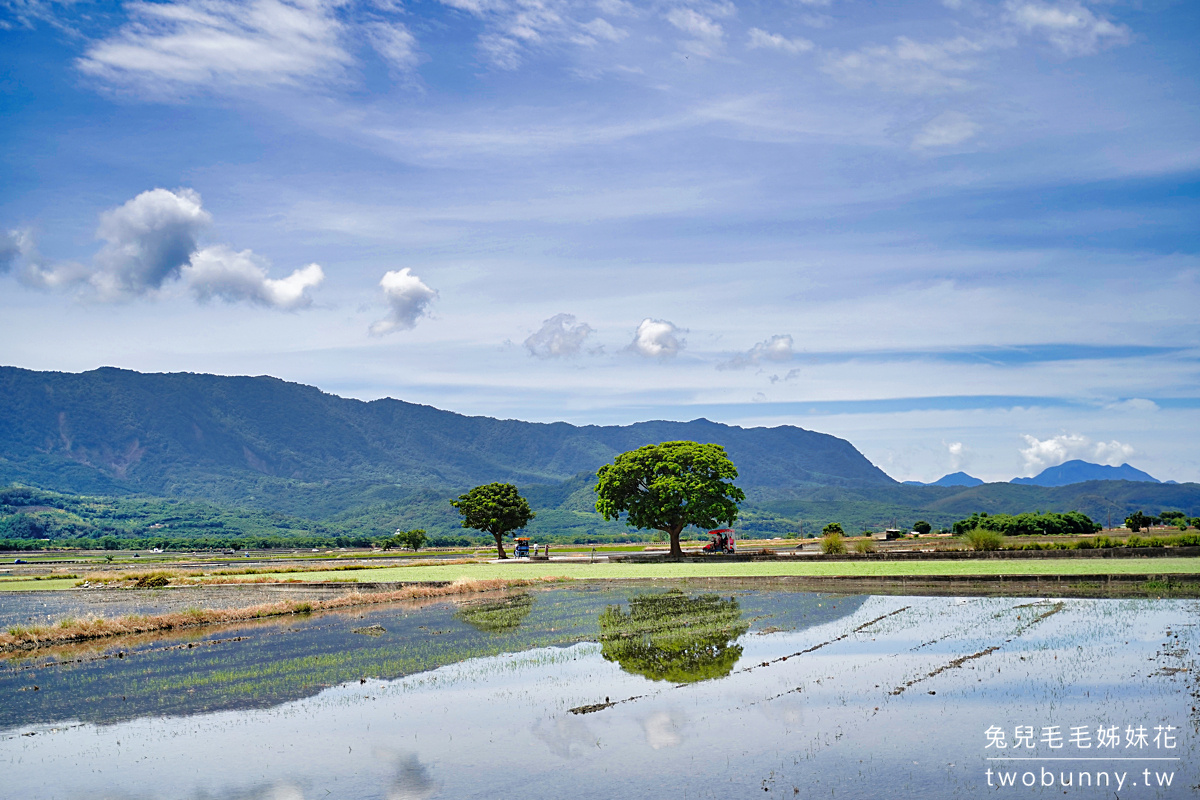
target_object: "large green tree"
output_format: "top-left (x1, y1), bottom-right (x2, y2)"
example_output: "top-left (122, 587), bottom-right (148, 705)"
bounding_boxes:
top-left (450, 483), bottom-right (535, 559)
top-left (594, 441), bottom-right (744, 557)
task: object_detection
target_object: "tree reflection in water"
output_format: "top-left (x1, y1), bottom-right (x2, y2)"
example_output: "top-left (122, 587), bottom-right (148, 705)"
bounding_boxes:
top-left (598, 591), bottom-right (748, 683)
top-left (454, 593), bottom-right (534, 633)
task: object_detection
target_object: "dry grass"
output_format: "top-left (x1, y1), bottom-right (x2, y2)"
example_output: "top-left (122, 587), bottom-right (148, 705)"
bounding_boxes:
top-left (0, 577), bottom-right (561, 652)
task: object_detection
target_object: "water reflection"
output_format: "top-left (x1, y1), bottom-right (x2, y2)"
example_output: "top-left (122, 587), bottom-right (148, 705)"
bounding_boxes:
top-left (643, 708), bottom-right (687, 749)
top-left (388, 753), bottom-right (437, 800)
top-left (598, 591), bottom-right (749, 683)
top-left (454, 593), bottom-right (534, 633)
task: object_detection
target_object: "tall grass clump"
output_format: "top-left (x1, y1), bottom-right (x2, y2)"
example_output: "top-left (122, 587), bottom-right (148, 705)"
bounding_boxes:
top-left (853, 537), bottom-right (876, 555)
top-left (821, 532), bottom-right (847, 555)
top-left (963, 528), bottom-right (1003, 551)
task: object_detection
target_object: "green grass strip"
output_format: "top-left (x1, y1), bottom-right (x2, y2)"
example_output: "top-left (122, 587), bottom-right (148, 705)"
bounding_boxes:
top-left (235, 557), bottom-right (1200, 584)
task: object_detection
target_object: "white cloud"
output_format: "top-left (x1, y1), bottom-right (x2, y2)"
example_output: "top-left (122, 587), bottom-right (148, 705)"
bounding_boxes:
top-left (666, 7), bottom-right (725, 58)
top-left (947, 440), bottom-right (965, 470)
top-left (183, 245), bottom-right (324, 309)
top-left (666, 8), bottom-right (722, 39)
top-left (89, 188), bottom-right (212, 299)
top-left (367, 21), bottom-right (422, 73)
top-left (0, 229), bottom-right (22, 273)
top-left (580, 17), bottom-right (627, 43)
top-left (524, 313), bottom-right (594, 358)
top-left (370, 267), bottom-right (437, 335)
top-left (747, 27), bottom-right (812, 55)
top-left (717, 333), bottom-right (793, 370)
top-left (1105, 398), bottom-right (1160, 413)
top-left (823, 35), bottom-right (987, 94)
top-left (76, 0), bottom-right (353, 92)
top-left (912, 111), bottom-right (981, 148)
top-left (628, 318), bottom-right (685, 358)
top-left (7, 188), bottom-right (324, 309)
top-left (439, 0), bottom-right (574, 69)
top-left (1006, 0), bottom-right (1129, 56)
top-left (1019, 433), bottom-right (1135, 473)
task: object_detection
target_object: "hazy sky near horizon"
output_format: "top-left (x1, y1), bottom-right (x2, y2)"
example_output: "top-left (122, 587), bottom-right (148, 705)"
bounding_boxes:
top-left (2, 0), bottom-right (1198, 483)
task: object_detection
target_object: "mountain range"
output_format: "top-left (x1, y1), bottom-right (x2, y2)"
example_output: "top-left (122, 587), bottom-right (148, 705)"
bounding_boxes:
top-left (1010, 460), bottom-right (1158, 487)
top-left (0, 366), bottom-right (1195, 538)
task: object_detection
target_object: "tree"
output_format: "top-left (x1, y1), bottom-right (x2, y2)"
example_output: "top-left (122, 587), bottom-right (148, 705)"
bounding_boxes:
top-left (1125, 511), bottom-right (1150, 533)
top-left (912, 520), bottom-right (932, 535)
top-left (385, 528), bottom-right (427, 552)
top-left (594, 441), bottom-right (744, 558)
top-left (821, 522), bottom-right (844, 536)
top-left (450, 483), bottom-right (534, 559)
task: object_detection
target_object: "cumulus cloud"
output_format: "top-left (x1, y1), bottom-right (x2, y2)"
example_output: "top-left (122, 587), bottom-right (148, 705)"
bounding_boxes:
top-left (947, 441), bottom-right (965, 470)
top-left (370, 268), bottom-right (437, 335)
top-left (628, 318), bottom-right (685, 358)
top-left (76, 0), bottom-right (354, 93)
top-left (1019, 433), bottom-right (1135, 473)
top-left (747, 28), bottom-right (813, 55)
top-left (90, 188), bottom-right (212, 299)
top-left (912, 111), bottom-right (981, 148)
top-left (1006, 0), bottom-right (1129, 56)
top-left (183, 245), bottom-right (324, 309)
top-left (823, 35), bottom-right (987, 93)
top-left (717, 334), bottom-right (793, 370)
top-left (5, 188), bottom-right (324, 309)
top-left (524, 313), bottom-right (594, 358)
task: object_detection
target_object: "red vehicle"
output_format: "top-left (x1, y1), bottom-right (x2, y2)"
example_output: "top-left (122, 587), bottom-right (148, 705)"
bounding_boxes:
top-left (701, 528), bottom-right (736, 554)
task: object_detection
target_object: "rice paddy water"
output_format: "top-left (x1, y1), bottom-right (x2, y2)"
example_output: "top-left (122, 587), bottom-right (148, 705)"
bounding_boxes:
top-left (1, 583), bottom-right (1195, 798)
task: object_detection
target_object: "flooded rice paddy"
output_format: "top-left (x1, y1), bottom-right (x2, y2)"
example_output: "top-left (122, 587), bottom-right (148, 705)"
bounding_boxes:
top-left (1, 582), bottom-right (1196, 799)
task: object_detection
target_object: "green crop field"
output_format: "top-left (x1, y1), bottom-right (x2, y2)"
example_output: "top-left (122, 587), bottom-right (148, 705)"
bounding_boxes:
top-left (242, 557), bottom-right (1200, 584)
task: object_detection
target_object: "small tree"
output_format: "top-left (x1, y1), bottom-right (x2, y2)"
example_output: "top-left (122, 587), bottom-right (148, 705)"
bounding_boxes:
top-left (387, 528), bottom-right (427, 552)
top-left (1125, 511), bottom-right (1150, 533)
top-left (595, 441), bottom-right (744, 557)
top-left (821, 522), bottom-right (844, 536)
top-left (451, 483), bottom-right (535, 559)
top-left (912, 520), bottom-right (932, 535)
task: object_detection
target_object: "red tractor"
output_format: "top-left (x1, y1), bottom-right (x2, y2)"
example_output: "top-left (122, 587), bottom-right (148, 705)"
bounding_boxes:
top-left (701, 528), bottom-right (736, 554)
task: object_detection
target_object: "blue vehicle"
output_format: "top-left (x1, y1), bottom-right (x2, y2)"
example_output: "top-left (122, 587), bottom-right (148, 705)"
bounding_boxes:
top-left (513, 538), bottom-right (530, 558)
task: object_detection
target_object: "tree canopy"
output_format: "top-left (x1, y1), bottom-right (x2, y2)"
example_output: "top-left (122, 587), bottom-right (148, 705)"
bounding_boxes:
top-left (594, 441), bottom-right (744, 557)
top-left (952, 510), bottom-right (1100, 537)
top-left (450, 483), bottom-right (535, 559)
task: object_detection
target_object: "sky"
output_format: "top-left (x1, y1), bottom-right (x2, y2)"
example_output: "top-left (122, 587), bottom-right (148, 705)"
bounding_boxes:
top-left (1, 0), bottom-right (1198, 484)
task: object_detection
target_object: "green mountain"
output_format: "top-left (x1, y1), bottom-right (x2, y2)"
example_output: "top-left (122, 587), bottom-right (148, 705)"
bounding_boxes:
top-left (0, 365), bottom-right (891, 501)
top-left (2, 366), bottom-right (1197, 545)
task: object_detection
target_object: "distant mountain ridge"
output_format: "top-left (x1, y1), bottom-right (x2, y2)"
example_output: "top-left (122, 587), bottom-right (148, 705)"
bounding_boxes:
top-left (903, 471), bottom-right (985, 488)
top-left (1011, 460), bottom-right (1158, 487)
top-left (0, 366), bottom-right (894, 503)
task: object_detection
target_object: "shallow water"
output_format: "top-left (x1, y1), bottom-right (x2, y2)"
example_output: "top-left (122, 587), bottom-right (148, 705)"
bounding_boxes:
top-left (1, 585), bottom-right (1196, 799)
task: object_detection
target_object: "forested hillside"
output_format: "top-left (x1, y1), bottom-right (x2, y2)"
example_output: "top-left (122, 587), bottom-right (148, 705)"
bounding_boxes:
top-left (0, 367), bottom-right (892, 507)
top-left (2, 367), bottom-right (1197, 547)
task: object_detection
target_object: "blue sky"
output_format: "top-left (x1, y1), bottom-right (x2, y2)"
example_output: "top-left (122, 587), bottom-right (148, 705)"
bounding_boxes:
top-left (2, 0), bottom-right (1198, 483)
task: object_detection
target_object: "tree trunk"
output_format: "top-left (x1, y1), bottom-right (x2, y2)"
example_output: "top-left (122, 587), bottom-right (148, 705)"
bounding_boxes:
top-left (494, 533), bottom-right (508, 559)
top-left (667, 525), bottom-right (684, 558)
